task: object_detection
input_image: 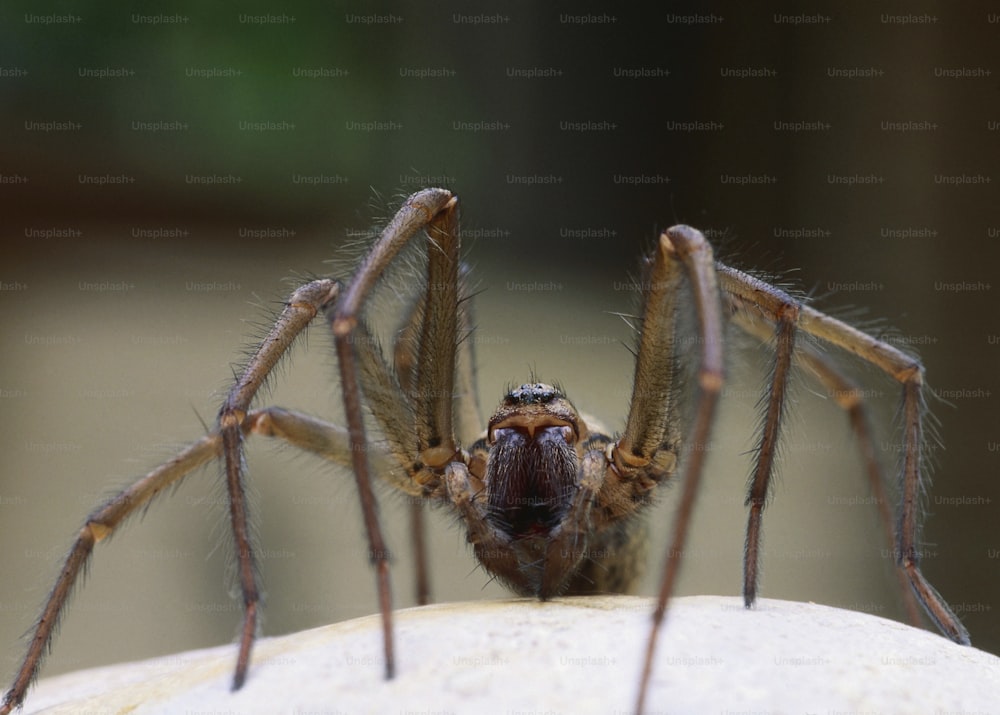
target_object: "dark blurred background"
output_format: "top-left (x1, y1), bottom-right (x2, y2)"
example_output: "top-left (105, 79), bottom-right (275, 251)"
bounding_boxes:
top-left (2, 1), bottom-right (998, 683)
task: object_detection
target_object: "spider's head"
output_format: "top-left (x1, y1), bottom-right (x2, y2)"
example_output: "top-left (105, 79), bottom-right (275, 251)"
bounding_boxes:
top-left (487, 382), bottom-right (587, 443)
top-left (482, 383), bottom-right (590, 539)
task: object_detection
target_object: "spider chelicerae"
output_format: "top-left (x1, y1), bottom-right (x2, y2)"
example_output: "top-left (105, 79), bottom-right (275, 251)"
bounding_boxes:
top-left (1, 188), bottom-right (970, 714)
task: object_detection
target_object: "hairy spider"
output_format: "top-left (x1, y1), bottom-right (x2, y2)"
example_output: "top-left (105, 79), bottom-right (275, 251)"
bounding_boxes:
top-left (1, 188), bottom-right (970, 714)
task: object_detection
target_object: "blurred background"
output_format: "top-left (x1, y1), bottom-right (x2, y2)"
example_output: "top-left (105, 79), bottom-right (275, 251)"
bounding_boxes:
top-left (2, 1), bottom-right (998, 686)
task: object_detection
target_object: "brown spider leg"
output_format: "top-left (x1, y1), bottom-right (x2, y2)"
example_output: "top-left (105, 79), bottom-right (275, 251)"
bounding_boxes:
top-left (216, 279), bottom-right (340, 689)
top-left (625, 226), bottom-right (725, 715)
top-left (400, 196), bottom-right (465, 605)
top-left (0, 402), bottom-right (370, 715)
top-left (328, 188), bottom-right (458, 679)
top-left (0, 434), bottom-right (219, 715)
top-left (394, 284), bottom-right (434, 605)
top-left (728, 307), bottom-right (924, 627)
top-left (341, 195), bottom-right (465, 490)
top-left (722, 282), bottom-right (801, 609)
top-left (614, 238), bottom-right (684, 471)
top-left (407, 500), bottom-right (432, 605)
top-left (246, 407), bottom-right (395, 473)
top-left (1, 279), bottom-right (339, 714)
top-left (341, 317), bottom-right (465, 501)
top-left (392, 262), bottom-right (479, 606)
top-left (718, 265), bottom-right (970, 645)
top-left (541, 451), bottom-right (608, 595)
top-left (453, 264), bottom-right (484, 449)
top-left (408, 198), bottom-right (462, 464)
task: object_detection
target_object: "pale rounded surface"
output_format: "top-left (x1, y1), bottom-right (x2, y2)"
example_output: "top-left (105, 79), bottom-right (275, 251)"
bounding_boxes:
top-left (23, 595), bottom-right (1000, 715)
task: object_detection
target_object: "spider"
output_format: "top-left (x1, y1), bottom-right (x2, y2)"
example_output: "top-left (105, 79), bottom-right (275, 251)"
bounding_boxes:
top-left (1, 188), bottom-right (970, 714)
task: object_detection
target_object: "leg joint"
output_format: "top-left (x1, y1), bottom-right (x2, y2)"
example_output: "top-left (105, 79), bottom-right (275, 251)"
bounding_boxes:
top-left (84, 521), bottom-right (111, 543)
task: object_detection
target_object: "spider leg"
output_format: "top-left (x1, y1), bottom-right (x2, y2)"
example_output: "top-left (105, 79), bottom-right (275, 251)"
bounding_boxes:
top-left (718, 264), bottom-right (970, 646)
top-left (541, 451), bottom-right (607, 595)
top-left (335, 191), bottom-right (465, 491)
top-left (394, 274), bottom-right (435, 605)
top-left (0, 433), bottom-right (219, 715)
top-left (625, 226), bottom-right (725, 715)
top-left (394, 258), bottom-right (480, 606)
top-left (17, 184), bottom-right (465, 707)
top-left (452, 264), bottom-right (483, 449)
top-left (246, 406), bottom-right (393, 472)
top-left (729, 307), bottom-right (924, 627)
top-left (216, 279), bottom-right (340, 690)
top-left (327, 188), bottom-right (458, 680)
top-left (0, 402), bottom-right (374, 715)
top-left (405, 196), bottom-right (462, 464)
top-left (614, 231), bottom-right (685, 473)
top-left (713, 271), bottom-right (801, 610)
top-left (746, 310), bottom-right (796, 605)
